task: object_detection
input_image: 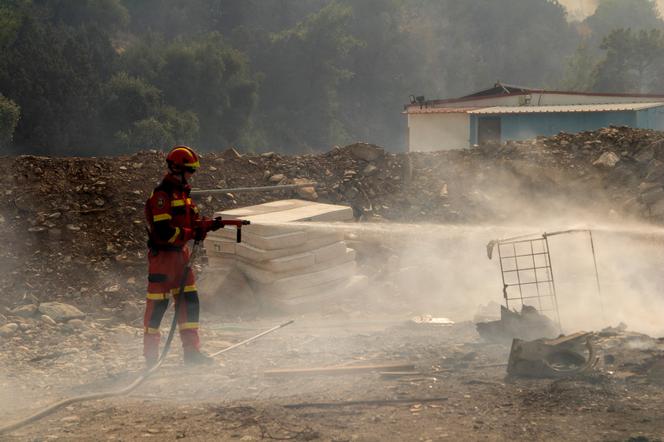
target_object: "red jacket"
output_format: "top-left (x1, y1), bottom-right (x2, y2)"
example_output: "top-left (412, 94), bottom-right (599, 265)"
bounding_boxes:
top-left (145, 174), bottom-right (211, 248)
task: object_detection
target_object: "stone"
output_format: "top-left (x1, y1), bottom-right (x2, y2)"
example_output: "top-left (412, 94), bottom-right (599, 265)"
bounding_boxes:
top-left (38, 302), bottom-right (85, 322)
top-left (346, 142), bottom-right (384, 162)
top-left (293, 178), bottom-right (318, 200)
top-left (363, 164), bottom-right (378, 175)
top-left (269, 174), bottom-right (285, 183)
top-left (11, 304), bottom-right (38, 318)
top-left (0, 323), bottom-right (19, 337)
top-left (40, 315), bottom-right (57, 326)
top-left (592, 151), bottom-right (620, 168)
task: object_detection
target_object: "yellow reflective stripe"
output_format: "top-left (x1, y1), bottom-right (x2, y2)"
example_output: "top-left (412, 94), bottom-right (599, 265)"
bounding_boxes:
top-left (179, 322), bottom-right (199, 330)
top-left (186, 198), bottom-right (192, 204)
top-left (153, 213), bottom-right (172, 222)
top-left (145, 327), bottom-right (160, 334)
top-left (147, 292), bottom-right (168, 300)
top-left (171, 199), bottom-right (185, 207)
top-left (184, 160), bottom-right (200, 169)
top-left (171, 285), bottom-right (197, 294)
top-left (168, 227), bottom-right (181, 244)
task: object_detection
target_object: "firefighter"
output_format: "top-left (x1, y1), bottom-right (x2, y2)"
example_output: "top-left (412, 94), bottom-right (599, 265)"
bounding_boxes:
top-left (143, 145), bottom-right (222, 367)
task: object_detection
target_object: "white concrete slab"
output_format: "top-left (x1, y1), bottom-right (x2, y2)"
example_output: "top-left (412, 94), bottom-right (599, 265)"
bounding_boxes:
top-left (235, 232), bottom-right (344, 262)
top-left (205, 236), bottom-right (237, 255)
top-left (270, 260), bottom-right (357, 292)
top-left (214, 199), bottom-right (353, 224)
top-left (313, 242), bottom-right (348, 263)
top-left (242, 247), bottom-right (355, 284)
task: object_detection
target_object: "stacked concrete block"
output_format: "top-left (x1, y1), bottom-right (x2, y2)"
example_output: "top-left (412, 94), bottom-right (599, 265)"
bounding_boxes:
top-left (205, 199), bottom-right (364, 308)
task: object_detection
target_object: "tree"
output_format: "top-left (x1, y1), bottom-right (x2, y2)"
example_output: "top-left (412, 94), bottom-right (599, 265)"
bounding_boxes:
top-left (115, 106), bottom-right (199, 150)
top-left (560, 43), bottom-right (599, 91)
top-left (592, 28), bottom-right (664, 93)
top-left (101, 72), bottom-right (162, 143)
top-left (0, 16), bottom-right (117, 153)
top-left (119, 32), bottom-right (258, 150)
top-left (254, 2), bottom-right (360, 151)
top-left (584, 0), bottom-right (663, 48)
top-left (0, 94), bottom-right (20, 149)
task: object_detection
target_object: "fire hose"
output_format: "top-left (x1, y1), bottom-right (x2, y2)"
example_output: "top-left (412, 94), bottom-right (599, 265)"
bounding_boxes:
top-left (0, 235), bottom-right (293, 436)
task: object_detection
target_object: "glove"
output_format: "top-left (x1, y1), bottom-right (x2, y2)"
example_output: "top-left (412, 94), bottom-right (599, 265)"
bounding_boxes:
top-left (194, 225), bottom-right (207, 242)
top-left (210, 216), bottom-right (224, 231)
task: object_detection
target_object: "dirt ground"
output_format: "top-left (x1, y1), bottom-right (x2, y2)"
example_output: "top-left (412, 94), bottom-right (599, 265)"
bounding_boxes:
top-left (3, 128), bottom-right (664, 441)
top-left (2, 311), bottom-right (663, 442)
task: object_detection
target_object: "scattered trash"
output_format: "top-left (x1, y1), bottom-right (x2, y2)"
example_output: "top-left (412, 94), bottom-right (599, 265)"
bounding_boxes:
top-left (410, 315), bottom-right (454, 326)
top-left (507, 332), bottom-right (598, 378)
top-left (476, 305), bottom-right (559, 342)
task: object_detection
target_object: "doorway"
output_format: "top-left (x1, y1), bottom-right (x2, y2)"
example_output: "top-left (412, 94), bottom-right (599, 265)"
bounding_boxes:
top-left (478, 117), bottom-right (502, 144)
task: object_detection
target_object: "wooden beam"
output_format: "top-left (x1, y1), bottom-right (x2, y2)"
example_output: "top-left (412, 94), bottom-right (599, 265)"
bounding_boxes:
top-left (264, 362), bottom-right (415, 376)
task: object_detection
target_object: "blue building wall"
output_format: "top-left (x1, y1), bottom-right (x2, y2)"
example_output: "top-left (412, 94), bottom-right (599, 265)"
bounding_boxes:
top-left (468, 106), bottom-right (664, 145)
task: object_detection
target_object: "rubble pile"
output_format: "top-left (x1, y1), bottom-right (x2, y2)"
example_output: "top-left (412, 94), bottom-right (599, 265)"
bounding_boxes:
top-left (2, 126), bottom-right (664, 314)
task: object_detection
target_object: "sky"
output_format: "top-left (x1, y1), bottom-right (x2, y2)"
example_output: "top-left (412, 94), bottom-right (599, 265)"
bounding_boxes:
top-left (559, 0), bottom-right (664, 20)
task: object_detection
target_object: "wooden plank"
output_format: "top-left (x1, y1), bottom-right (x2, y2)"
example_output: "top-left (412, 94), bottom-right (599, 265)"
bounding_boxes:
top-left (284, 397), bottom-right (448, 409)
top-left (264, 362), bottom-right (415, 376)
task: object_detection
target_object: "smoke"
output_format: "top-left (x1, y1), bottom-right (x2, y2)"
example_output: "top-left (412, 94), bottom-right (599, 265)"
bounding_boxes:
top-left (286, 213), bottom-right (664, 338)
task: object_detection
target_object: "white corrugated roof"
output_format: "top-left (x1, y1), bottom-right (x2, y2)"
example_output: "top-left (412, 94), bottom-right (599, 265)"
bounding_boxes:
top-left (468, 102), bottom-right (664, 114)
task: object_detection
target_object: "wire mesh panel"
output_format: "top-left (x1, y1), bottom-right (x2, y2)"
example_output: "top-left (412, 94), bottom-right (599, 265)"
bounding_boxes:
top-left (496, 235), bottom-right (561, 328)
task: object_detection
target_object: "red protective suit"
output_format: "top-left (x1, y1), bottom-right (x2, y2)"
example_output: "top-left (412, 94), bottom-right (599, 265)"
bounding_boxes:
top-left (143, 173), bottom-right (214, 365)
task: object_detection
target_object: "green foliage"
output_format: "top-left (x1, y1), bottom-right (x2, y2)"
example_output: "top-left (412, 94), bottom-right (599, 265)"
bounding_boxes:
top-left (560, 44), bottom-right (598, 91)
top-left (34, 0), bottom-right (129, 32)
top-left (255, 2), bottom-right (360, 150)
top-left (0, 94), bottom-right (20, 149)
top-left (6, 0), bottom-right (664, 154)
top-left (116, 107), bottom-right (199, 150)
top-left (0, 16), bottom-right (117, 153)
top-left (101, 72), bottom-right (162, 138)
top-left (119, 32), bottom-right (258, 150)
top-left (592, 29), bottom-right (664, 93)
top-left (584, 0), bottom-right (663, 47)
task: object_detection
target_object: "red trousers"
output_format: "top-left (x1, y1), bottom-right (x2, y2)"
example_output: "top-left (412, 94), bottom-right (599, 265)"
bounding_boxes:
top-left (143, 247), bottom-right (200, 362)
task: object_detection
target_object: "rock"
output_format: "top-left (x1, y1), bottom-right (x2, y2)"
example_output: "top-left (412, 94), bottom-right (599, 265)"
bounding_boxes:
top-left (261, 152), bottom-right (275, 158)
top-left (220, 147), bottom-right (242, 160)
top-left (0, 323), bottom-right (19, 337)
top-left (592, 151), bottom-right (620, 168)
top-left (346, 142), bottom-right (385, 162)
top-left (11, 304), bottom-right (38, 318)
top-left (293, 178), bottom-right (318, 200)
top-left (363, 164), bottom-right (378, 176)
top-left (38, 302), bottom-right (85, 322)
top-left (40, 315), bottom-right (57, 325)
top-left (269, 174), bottom-right (285, 183)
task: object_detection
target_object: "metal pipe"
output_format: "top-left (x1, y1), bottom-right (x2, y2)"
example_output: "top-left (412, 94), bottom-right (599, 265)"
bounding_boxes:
top-left (209, 320), bottom-right (294, 357)
top-left (190, 183), bottom-right (319, 196)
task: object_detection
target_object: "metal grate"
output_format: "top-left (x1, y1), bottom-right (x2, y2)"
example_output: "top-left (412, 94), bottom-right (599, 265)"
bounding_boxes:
top-left (495, 235), bottom-right (562, 330)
